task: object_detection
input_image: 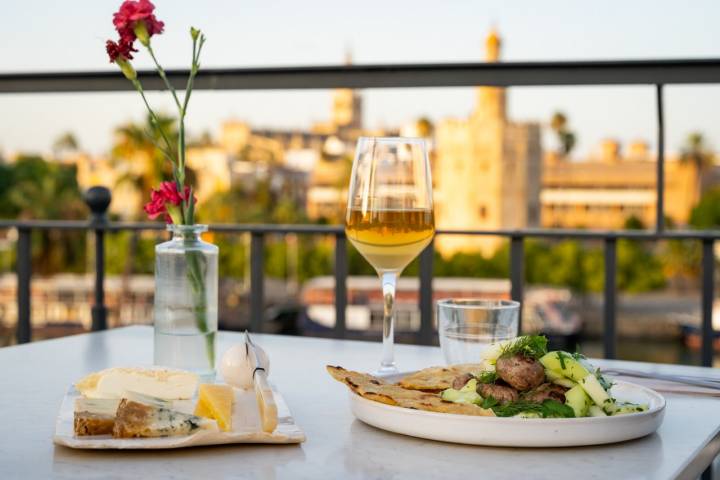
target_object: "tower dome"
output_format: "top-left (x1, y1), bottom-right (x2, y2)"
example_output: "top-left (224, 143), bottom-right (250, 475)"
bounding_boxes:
top-left (485, 28), bottom-right (501, 62)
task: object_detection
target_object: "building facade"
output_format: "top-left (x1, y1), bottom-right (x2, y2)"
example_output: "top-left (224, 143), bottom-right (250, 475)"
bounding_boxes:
top-left (434, 30), bottom-right (542, 256)
top-left (541, 140), bottom-right (703, 229)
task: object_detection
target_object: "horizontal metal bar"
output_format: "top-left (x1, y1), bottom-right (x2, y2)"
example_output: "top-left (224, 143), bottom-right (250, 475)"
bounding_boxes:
top-left (3, 220), bottom-right (720, 241)
top-left (2, 59), bottom-right (720, 93)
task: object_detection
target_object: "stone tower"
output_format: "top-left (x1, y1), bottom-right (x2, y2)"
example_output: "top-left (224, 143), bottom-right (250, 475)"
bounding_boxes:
top-left (331, 50), bottom-right (363, 131)
top-left (434, 29), bottom-right (542, 256)
top-left (475, 28), bottom-right (506, 123)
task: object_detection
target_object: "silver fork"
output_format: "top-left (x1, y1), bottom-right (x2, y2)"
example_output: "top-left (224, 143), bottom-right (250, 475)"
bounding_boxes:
top-left (601, 368), bottom-right (720, 390)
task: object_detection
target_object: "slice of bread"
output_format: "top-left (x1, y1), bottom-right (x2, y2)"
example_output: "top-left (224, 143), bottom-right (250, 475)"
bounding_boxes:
top-left (74, 412), bottom-right (115, 436)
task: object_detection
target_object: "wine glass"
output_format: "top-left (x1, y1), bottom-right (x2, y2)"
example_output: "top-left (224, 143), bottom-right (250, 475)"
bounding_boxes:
top-left (345, 137), bottom-right (434, 376)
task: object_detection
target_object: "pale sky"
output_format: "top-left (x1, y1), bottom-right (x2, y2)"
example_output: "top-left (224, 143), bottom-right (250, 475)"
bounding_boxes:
top-left (1, 0), bottom-right (720, 158)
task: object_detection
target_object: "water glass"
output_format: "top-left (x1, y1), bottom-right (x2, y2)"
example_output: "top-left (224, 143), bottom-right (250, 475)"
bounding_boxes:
top-left (437, 299), bottom-right (520, 365)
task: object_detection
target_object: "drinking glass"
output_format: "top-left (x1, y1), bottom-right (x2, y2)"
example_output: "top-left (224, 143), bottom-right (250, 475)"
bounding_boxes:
top-left (437, 299), bottom-right (520, 365)
top-left (345, 137), bottom-right (434, 376)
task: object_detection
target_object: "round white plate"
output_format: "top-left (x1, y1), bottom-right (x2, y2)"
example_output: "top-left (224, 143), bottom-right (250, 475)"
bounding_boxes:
top-left (349, 379), bottom-right (666, 447)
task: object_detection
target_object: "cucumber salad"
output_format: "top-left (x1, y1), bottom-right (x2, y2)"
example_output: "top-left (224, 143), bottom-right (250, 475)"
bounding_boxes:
top-left (441, 335), bottom-right (648, 418)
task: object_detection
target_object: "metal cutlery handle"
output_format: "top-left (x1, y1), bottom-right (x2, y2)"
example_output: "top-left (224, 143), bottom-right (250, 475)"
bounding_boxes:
top-left (601, 369), bottom-right (720, 390)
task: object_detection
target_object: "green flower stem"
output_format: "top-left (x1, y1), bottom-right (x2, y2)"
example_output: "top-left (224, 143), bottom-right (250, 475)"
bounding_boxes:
top-left (184, 243), bottom-right (214, 367)
top-left (145, 43), bottom-right (182, 112)
top-left (130, 79), bottom-right (175, 159)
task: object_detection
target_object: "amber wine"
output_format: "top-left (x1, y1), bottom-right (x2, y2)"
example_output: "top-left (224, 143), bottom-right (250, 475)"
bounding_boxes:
top-left (345, 208), bottom-right (435, 272)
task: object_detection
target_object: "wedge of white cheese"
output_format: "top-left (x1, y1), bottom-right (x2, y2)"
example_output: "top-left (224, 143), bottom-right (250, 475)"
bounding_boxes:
top-left (74, 397), bottom-right (121, 415)
top-left (75, 367), bottom-right (199, 400)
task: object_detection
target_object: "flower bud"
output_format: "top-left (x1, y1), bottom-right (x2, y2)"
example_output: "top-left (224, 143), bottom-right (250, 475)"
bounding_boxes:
top-left (190, 27), bottom-right (200, 41)
top-left (134, 21), bottom-right (151, 46)
top-left (116, 59), bottom-right (137, 80)
top-left (165, 204), bottom-right (183, 225)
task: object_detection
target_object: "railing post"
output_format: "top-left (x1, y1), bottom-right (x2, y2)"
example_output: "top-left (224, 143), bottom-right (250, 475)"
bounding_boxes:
top-left (701, 239), bottom-right (715, 367)
top-left (604, 237), bottom-right (617, 359)
top-left (250, 232), bottom-right (265, 332)
top-left (334, 233), bottom-right (348, 338)
top-left (510, 236), bottom-right (524, 333)
top-left (418, 240), bottom-right (435, 345)
top-left (16, 228), bottom-right (31, 344)
top-left (656, 84), bottom-right (665, 232)
top-left (85, 187), bottom-right (111, 331)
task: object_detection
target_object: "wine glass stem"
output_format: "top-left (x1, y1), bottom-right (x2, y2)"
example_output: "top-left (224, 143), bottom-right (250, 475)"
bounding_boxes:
top-left (380, 271), bottom-right (398, 371)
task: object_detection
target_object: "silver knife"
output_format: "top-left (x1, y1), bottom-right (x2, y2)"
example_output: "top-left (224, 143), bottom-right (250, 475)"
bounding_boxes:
top-left (245, 331), bottom-right (278, 433)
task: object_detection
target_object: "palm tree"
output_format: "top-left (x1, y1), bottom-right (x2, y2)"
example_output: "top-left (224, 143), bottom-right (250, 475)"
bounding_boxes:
top-left (550, 111), bottom-right (576, 157)
top-left (8, 156), bottom-right (86, 274)
top-left (681, 132), bottom-right (713, 170)
top-left (52, 132), bottom-right (79, 159)
top-left (680, 131), bottom-right (715, 198)
top-left (111, 113), bottom-right (178, 207)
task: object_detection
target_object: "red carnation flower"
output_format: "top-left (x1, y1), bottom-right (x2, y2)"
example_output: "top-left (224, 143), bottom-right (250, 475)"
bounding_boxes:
top-left (113, 0), bottom-right (164, 44)
top-left (106, 39), bottom-right (137, 63)
top-left (144, 181), bottom-right (194, 224)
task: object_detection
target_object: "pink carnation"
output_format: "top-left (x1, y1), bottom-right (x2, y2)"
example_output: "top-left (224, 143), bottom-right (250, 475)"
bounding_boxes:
top-left (105, 39), bottom-right (137, 63)
top-left (113, 0), bottom-right (164, 44)
top-left (144, 181), bottom-right (193, 223)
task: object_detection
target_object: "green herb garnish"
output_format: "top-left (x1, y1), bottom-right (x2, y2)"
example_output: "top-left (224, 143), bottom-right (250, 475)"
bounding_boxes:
top-left (481, 396), bottom-right (499, 409)
top-left (557, 351), bottom-right (567, 370)
top-left (487, 399), bottom-right (576, 418)
top-left (499, 335), bottom-right (548, 360)
top-left (475, 371), bottom-right (499, 384)
top-left (595, 369), bottom-right (614, 391)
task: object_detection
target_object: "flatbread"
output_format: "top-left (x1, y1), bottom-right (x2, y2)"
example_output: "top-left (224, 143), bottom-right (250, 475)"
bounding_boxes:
top-left (398, 364), bottom-right (484, 392)
top-left (327, 366), bottom-right (494, 417)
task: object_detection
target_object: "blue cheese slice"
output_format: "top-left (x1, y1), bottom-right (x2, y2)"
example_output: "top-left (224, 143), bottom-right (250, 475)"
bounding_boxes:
top-left (112, 399), bottom-right (216, 438)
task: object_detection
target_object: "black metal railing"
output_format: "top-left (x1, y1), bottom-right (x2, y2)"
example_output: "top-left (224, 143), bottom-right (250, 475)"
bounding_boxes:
top-left (2, 59), bottom-right (720, 366)
top-left (3, 213), bottom-right (720, 364)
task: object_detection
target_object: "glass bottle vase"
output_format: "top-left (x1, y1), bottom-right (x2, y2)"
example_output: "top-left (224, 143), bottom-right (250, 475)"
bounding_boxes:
top-left (153, 224), bottom-right (218, 379)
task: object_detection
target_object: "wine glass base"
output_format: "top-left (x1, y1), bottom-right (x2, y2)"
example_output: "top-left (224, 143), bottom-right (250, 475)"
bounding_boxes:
top-left (372, 363), bottom-right (400, 378)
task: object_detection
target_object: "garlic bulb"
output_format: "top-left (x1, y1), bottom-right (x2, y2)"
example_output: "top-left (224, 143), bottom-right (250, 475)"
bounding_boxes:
top-left (219, 343), bottom-right (270, 389)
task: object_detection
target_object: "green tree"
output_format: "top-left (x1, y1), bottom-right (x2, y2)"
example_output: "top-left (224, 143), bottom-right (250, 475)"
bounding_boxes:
top-left (550, 111), bottom-right (577, 156)
top-left (689, 187), bottom-right (720, 229)
top-left (5, 155), bottom-right (86, 274)
top-left (52, 132), bottom-right (79, 158)
top-left (681, 132), bottom-right (713, 171)
top-left (681, 132), bottom-right (715, 200)
top-left (111, 113), bottom-right (179, 211)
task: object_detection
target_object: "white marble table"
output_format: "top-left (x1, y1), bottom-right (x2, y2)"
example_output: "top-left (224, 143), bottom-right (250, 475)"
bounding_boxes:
top-left (2, 326), bottom-right (720, 479)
